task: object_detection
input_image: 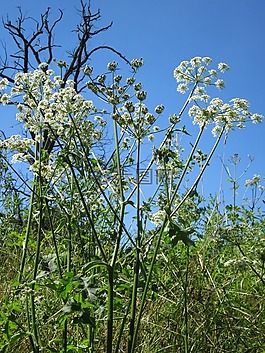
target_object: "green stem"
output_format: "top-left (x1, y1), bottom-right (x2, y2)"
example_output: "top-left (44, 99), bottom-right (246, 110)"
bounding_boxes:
top-left (170, 126), bottom-right (225, 218)
top-left (128, 137), bottom-right (141, 353)
top-left (26, 294), bottom-right (38, 353)
top-left (67, 160), bottom-right (107, 262)
top-left (45, 197), bottom-right (63, 278)
top-left (130, 218), bottom-right (167, 352)
top-left (110, 116), bottom-right (126, 266)
top-left (33, 183), bottom-right (43, 280)
top-left (107, 266), bottom-right (114, 353)
top-left (170, 124), bottom-right (205, 207)
top-left (63, 320), bottom-right (67, 353)
top-left (184, 246), bottom-right (190, 353)
top-left (114, 299), bottom-right (132, 353)
top-left (125, 83), bottom-right (198, 203)
top-left (19, 181), bottom-right (36, 282)
top-left (30, 292), bottom-right (40, 352)
top-left (107, 107), bottom-right (127, 353)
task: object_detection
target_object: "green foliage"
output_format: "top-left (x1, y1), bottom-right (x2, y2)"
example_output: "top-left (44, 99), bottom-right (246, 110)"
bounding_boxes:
top-left (0, 3), bottom-right (264, 353)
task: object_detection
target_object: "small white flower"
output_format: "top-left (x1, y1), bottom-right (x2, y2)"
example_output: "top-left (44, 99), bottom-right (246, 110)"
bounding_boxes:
top-left (136, 91), bottom-right (147, 101)
top-left (11, 153), bottom-right (28, 164)
top-left (126, 77), bottom-right (136, 85)
top-left (150, 209), bottom-right (166, 225)
top-left (131, 58), bottom-right (144, 69)
top-left (0, 78), bottom-right (9, 90)
top-left (218, 62), bottom-right (230, 72)
top-left (1, 93), bottom-right (10, 105)
top-left (177, 83), bottom-right (188, 94)
top-left (215, 79), bottom-right (225, 90)
top-left (211, 125), bottom-right (223, 137)
top-left (203, 77), bottom-right (212, 85)
top-left (123, 137), bottom-right (130, 144)
top-left (38, 62), bottom-right (48, 69)
top-left (245, 174), bottom-right (261, 187)
top-left (190, 56), bottom-right (202, 67)
top-left (202, 57), bottom-right (212, 65)
top-left (209, 69), bottom-right (218, 77)
top-left (251, 113), bottom-right (263, 124)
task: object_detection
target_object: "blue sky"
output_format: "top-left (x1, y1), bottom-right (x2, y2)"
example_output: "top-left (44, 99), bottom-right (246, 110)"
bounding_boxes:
top-left (1, 0), bottom-right (265, 206)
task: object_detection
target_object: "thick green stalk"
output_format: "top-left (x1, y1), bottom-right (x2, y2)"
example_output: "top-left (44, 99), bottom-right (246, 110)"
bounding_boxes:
top-left (26, 294), bottom-right (38, 353)
top-left (107, 266), bottom-right (114, 353)
top-left (183, 246), bottom-right (190, 353)
top-left (127, 249), bottom-right (140, 353)
top-left (30, 293), bottom-right (40, 352)
top-left (128, 137), bottom-right (141, 353)
top-left (130, 218), bottom-right (168, 352)
top-left (107, 112), bottom-right (127, 353)
top-left (110, 116), bottom-right (126, 266)
top-left (33, 182), bottom-right (43, 280)
top-left (19, 181), bottom-right (36, 282)
top-left (30, 136), bottom-right (46, 352)
top-left (45, 197), bottom-right (63, 278)
top-left (63, 320), bottom-right (68, 353)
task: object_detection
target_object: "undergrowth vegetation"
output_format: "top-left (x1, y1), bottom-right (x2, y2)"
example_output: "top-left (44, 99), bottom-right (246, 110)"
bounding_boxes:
top-left (0, 2), bottom-right (264, 352)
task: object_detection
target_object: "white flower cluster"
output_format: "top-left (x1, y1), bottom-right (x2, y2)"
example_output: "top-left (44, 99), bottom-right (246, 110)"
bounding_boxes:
top-left (173, 56), bottom-right (263, 135)
top-left (131, 58), bottom-right (144, 70)
top-left (149, 209), bottom-right (166, 226)
top-left (245, 174), bottom-right (264, 190)
top-left (174, 56), bottom-right (229, 94)
top-left (0, 65), bottom-right (108, 182)
top-left (0, 134), bottom-right (34, 152)
top-left (9, 68), bottom-right (96, 137)
top-left (188, 97), bottom-right (263, 136)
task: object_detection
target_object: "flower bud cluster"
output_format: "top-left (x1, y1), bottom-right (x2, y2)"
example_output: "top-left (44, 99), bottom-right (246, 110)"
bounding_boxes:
top-left (131, 58), bottom-right (144, 70)
top-left (112, 101), bottom-right (162, 140)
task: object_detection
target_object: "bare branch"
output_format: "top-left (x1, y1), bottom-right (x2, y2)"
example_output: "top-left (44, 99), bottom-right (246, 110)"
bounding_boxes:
top-left (0, 1), bottom-right (131, 156)
top-left (1, 6), bottom-right (63, 78)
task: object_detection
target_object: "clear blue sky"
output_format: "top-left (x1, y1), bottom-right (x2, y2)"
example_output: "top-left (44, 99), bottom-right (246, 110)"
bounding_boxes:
top-left (1, 0), bottom-right (265, 206)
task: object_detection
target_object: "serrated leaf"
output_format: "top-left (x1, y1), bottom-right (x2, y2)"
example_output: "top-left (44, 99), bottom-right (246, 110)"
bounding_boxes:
top-left (73, 308), bottom-right (95, 326)
top-left (166, 221), bottom-right (195, 247)
top-left (62, 298), bottom-right (81, 313)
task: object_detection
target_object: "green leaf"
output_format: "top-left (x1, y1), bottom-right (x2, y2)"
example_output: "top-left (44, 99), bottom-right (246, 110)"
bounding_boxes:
top-left (73, 308), bottom-right (95, 326)
top-left (82, 260), bottom-right (109, 274)
top-left (165, 221), bottom-right (195, 247)
top-left (62, 298), bottom-right (81, 313)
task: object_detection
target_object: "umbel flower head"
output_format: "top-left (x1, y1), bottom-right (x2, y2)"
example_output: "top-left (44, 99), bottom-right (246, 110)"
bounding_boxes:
top-left (173, 56), bottom-right (263, 136)
top-left (173, 56), bottom-right (229, 93)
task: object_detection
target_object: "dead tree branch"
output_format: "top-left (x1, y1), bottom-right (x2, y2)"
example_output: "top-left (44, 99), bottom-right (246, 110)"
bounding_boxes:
top-left (0, 1), bottom-right (130, 155)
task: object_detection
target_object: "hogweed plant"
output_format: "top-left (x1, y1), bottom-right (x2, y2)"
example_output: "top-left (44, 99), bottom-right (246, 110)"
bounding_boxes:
top-left (0, 55), bottom-right (263, 352)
